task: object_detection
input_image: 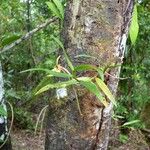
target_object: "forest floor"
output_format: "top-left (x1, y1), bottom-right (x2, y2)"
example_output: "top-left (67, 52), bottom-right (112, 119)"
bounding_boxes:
top-left (11, 129), bottom-right (45, 150)
top-left (10, 106), bottom-right (150, 150)
top-left (11, 127), bottom-right (150, 150)
top-left (109, 121), bottom-right (150, 150)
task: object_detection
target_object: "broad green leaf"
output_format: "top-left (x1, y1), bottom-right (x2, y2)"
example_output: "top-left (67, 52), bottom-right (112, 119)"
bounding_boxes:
top-left (1, 34), bottom-right (21, 47)
top-left (21, 68), bottom-right (72, 78)
top-left (52, 36), bottom-right (74, 71)
top-left (80, 80), bottom-right (108, 107)
top-left (95, 78), bottom-right (116, 106)
top-left (46, 2), bottom-right (62, 19)
top-left (0, 105), bottom-right (7, 116)
top-left (53, 0), bottom-right (64, 19)
top-left (129, 4), bottom-right (139, 45)
top-left (122, 120), bottom-right (140, 127)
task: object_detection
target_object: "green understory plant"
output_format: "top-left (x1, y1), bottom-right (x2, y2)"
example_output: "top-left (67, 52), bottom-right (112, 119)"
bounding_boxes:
top-left (22, 36), bottom-right (116, 108)
top-left (114, 1), bottom-right (150, 130)
top-left (22, 0), bottom-right (116, 110)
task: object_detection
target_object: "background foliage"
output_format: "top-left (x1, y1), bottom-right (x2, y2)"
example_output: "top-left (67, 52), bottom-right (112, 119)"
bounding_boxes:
top-left (115, 1), bottom-right (150, 129)
top-left (0, 0), bottom-right (149, 140)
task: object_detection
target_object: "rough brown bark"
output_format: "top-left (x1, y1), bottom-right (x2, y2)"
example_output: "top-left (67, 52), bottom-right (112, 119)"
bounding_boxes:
top-left (45, 0), bottom-right (133, 150)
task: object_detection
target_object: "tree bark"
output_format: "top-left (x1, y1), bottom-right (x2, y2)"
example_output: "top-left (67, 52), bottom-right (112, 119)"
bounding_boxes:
top-left (0, 63), bottom-right (12, 150)
top-left (45, 0), bottom-right (133, 150)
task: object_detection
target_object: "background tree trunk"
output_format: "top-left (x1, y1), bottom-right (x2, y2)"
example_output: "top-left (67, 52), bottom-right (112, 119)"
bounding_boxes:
top-left (45, 0), bottom-right (133, 149)
top-left (0, 63), bottom-right (12, 150)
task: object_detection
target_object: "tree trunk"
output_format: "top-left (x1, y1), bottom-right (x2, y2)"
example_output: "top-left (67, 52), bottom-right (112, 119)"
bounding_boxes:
top-left (0, 63), bottom-right (12, 150)
top-left (45, 0), bottom-right (133, 149)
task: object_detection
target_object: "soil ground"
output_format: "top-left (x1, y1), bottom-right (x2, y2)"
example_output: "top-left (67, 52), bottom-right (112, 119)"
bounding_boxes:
top-left (11, 128), bottom-right (150, 150)
top-left (10, 116), bottom-right (150, 150)
top-left (11, 129), bottom-right (45, 150)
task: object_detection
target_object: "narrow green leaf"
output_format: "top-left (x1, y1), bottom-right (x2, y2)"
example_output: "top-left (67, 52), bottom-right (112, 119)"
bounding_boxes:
top-left (51, 35), bottom-right (64, 49)
top-left (74, 65), bottom-right (105, 81)
top-left (80, 80), bottom-right (108, 107)
top-left (52, 0), bottom-right (64, 19)
top-left (113, 115), bottom-right (125, 119)
top-left (1, 34), bottom-right (21, 47)
top-left (77, 77), bottom-right (92, 82)
top-left (74, 54), bottom-right (96, 59)
top-left (35, 79), bottom-right (78, 95)
top-left (21, 68), bottom-right (52, 73)
top-left (51, 36), bottom-right (74, 71)
top-left (97, 68), bottom-right (104, 81)
top-left (33, 75), bottom-right (53, 94)
top-left (129, 4), bottom-right (139, 45)
top-left (46, 2), bottom-right (62, 19)
top-left (0, 105), bottom-right (7, 116)
top-left (122, 120), bottom-right (140, 127)
top-left (35, 77), bottom-right (91, 95)
top-left (74, 64), bottom-right (97, 72)
top-left (21, 68), bottom-right (72, 78)
top-left (95, 78), bottom-right (116, 106)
